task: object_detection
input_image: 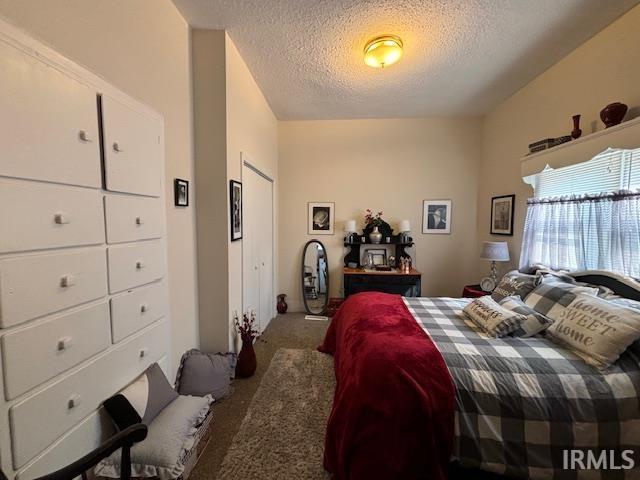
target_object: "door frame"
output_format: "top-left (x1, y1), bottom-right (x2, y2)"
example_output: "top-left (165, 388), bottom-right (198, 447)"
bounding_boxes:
top-left (240, 152), bottom-right (276, 328)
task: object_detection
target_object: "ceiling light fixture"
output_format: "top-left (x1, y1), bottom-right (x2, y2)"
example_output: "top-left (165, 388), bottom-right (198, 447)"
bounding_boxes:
top-left (363, 35), bottom-right (403, 68)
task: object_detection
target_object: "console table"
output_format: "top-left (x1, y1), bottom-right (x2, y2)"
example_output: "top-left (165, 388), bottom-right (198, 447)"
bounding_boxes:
top-left (343, 267), bottom-right (422, 298)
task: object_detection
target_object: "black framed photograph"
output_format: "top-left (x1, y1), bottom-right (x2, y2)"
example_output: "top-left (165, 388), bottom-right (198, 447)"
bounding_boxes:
top-left (422, 199), bottom-right (451, 234)
top-left (490, 194), bottom-right (515, 236)
top-left (174, 179), bottom-right (189, 207)
top-left (230, 180), bottom-right (243, 241)
top-left (308, 202), bottom-right (334, 235)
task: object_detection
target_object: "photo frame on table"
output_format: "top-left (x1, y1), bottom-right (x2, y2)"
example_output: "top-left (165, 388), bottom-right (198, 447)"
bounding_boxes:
top-left (308, 202), bottom-right (335, 235)
top-left (230, 180), bottom-right (243, 241)
top-left (174, 179), bottom-right (189, 207)
top-left (364, 248), bottom-right (387, 266)
top-left (490, 194), bottom-right (515, 236)
top-left (422, 199), bottom-right (451, 234)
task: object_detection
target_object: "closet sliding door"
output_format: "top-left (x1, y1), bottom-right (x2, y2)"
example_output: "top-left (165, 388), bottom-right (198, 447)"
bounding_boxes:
top-left (241, 164), bottom-right (274, 333)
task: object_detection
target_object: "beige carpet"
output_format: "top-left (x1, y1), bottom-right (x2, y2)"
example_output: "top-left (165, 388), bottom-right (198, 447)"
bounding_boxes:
top-left (216, 348), bottom-right (334, 480)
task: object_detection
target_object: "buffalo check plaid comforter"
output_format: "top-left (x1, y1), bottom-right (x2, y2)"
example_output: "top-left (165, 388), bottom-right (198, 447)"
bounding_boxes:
top-left (404, 297), bottom-right (640, 480)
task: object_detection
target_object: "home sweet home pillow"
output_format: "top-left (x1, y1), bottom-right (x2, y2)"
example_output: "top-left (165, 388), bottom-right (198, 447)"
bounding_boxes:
top-left (546, 294), bottom-right (640, 369)
top-left (463, 296), bottom-right (527, 337)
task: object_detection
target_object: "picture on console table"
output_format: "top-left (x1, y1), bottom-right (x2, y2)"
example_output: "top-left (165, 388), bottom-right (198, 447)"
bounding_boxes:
top-left (308, 202), bottom-right (334, 235)
top-left (174, 179), bottom-right (189, 207)
top-left (230, 180), bottom-right (243, 241)
top-left (490, 194), bottom-right (515, 236)
top-left (423, 199), bottom-right (451, 234)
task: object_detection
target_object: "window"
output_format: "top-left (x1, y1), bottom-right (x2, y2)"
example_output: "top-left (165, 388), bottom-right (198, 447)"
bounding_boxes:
top-left (527, 147), bottom-right (640, 198)
top-left (520, 148), bottom-right (640, 278)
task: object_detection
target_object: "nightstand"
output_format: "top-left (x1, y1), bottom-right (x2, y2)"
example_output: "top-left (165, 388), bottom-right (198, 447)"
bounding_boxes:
top-left (462, 284), bottom-right (491, 298)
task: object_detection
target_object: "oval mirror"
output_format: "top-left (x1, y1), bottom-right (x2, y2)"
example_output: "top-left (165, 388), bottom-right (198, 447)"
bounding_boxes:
top-left (302, 240), bottom-right (329, 315)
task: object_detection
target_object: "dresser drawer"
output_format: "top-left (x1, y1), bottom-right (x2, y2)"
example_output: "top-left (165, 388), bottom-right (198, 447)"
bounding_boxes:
top-left (110, 282), bottom-right (165, 343)
top-left (105, 195), bottom-right (163, 244)
top-left (16, 411), bottom-right (109, 480)
top-left (0, 40), bottom-right (101, 188)
top-left (2, 303), bottom-right (111, 400)
top-left (107, 241), bottom-right (164, 294)
top-left (9, 319), bottom-right (167, 468)
top-left (0, 248), bottom-right (108, 328)
top-left (101, 96), bottom-right (162, 197)
top-left (0, 179), bottom-right (105, 254)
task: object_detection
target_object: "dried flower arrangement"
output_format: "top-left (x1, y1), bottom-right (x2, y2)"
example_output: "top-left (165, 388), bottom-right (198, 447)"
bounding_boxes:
top-left (235, 311), bottom-right (258, 343)
top-left (364, 209), bottom-right (384, 227)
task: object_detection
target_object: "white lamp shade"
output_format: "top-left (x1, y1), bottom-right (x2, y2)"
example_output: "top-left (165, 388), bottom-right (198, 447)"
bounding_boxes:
top-left (345, 220), bottom-right (357, 233)
top-left (399, 220), bottom-right (411, 233)
top-left (480, 241), bottom-right (510, 261)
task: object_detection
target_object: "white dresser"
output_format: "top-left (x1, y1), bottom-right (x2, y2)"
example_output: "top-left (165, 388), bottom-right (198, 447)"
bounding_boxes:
top-left (0, 19), bottom-right (171, 479)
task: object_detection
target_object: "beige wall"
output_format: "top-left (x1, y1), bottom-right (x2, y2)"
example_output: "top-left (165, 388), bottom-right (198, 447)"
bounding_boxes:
top-left (279, 118), bottom-right (482, 310)
top-left (0, 0), bottom-right (198, 376)
top-left (225, 34), bottom-right (279, 349)
top-left (478, 4), bottom-right (640, 277)
top-left (192, 31), bottom-right (278, 351)
top-left (192, 30), bottom-right (228, 353)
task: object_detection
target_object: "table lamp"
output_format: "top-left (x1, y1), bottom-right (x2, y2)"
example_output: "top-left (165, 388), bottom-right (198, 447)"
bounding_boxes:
top-left (398, 220), bottom-right (411, 243)
top-left (480, 241), bottom-right (510, 291)
top-left (345, 220), bottom-right (357, 243)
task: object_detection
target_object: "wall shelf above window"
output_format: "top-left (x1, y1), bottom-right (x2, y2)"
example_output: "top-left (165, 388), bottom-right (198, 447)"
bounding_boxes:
top-left (521, 115), bottom-right (640, 177)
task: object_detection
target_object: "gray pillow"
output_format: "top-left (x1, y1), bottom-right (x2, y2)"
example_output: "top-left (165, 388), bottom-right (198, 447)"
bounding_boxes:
top-left (498, 296), bottom-right (553, 337)
top-left (96, 394), bottom-right (213, 480)
top-left (104, 363), bottom-right (179, 429)
top-left (175, 349), bottom-right (235, 400)
top-left (491, 270), bottom-right (542, 302)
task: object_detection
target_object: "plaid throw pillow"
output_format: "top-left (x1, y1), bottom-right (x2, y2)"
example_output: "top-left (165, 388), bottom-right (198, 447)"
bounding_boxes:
top-left (499, 296), bottom-right (553, 337)
top-left (463, 296), bottom-right (527, 338)
top-left (491, 270), bottom-right (542, 302)
top-left (524, 277), bottom-right (599, 317)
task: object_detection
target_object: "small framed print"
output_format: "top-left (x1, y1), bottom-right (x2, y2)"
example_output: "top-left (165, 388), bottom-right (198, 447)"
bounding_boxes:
top-left (308, 202), bottom-right (334, 235)
top-left (230, 180), bottom-right (243, 241)
top-left (423, 199), bottom-right (451, 234)
top-left (174, 179), bottom-right (189, 207)
top-left (490, 194), bottom-right (515, 236)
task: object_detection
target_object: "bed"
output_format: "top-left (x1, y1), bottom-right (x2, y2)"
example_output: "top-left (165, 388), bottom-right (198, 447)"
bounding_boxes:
top-left (319, 273), bottom-right (640, 480)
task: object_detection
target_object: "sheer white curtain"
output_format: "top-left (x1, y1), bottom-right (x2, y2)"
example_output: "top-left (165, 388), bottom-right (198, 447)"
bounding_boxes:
top-left (519, 191), bottom-right (640, 278)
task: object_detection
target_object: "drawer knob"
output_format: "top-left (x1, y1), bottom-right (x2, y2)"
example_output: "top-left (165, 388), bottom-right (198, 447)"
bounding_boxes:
top-left (139, 347), bottom-right (149, 358)
top-left (54, 212), bottom-right (70, 225)
top-left (136, 261), bottom-right (145, 270)
top-left (140, 303), bottom-right (149, 314)
top-left (67, 393), bottom-right (81, 409)
top-left (57, 336), bottom-right (73, 351)
top-left (78, 130), bottom-right (92, 142)
top-left (60, 274), bottom-right (76, 288)
top-left (135, 216), bottom-right (144, 225)
top-left (113, 142), bottom-right (123, 152)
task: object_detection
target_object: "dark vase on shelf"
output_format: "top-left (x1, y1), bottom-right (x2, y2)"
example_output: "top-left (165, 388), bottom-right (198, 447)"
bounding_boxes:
top-left (236, 339), bottom-right (257, 378)
top-left (571, 114), bottom-right (582, 139)
top-left (600, 102), bottom-right (628, 128)
top-left (277, 294), bottom-right (288, 314)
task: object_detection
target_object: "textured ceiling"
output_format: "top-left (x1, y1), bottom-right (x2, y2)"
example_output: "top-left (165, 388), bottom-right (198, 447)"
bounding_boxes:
top-left (173, 0), bottom-right (639, 120)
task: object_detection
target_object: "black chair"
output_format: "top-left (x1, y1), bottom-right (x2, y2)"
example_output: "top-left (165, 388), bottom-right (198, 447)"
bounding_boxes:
top-left (1, 423), bottom-right (147, 480)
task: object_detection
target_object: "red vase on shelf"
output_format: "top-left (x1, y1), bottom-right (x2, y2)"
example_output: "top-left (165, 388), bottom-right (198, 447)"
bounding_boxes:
top-left (234, 312), bottom-right (258, 378)
top-left (571, 114), bottom-right (582, 139)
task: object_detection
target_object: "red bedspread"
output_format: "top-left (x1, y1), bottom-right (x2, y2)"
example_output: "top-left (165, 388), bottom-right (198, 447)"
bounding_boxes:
top-left (318, 292), bottom-right (455, 480)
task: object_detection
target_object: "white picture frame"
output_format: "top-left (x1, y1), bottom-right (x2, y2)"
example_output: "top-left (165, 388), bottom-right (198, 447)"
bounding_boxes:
top-left (423, 199), bottom-right (452, 234)
top-left (308, 202), bottom-right (335, 235)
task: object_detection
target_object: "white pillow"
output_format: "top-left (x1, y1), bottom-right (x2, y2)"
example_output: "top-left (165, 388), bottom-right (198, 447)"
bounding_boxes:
top-left (546, 294), bottom-right (640, 369)
top-left (463, 296), bottom-right (527, 338)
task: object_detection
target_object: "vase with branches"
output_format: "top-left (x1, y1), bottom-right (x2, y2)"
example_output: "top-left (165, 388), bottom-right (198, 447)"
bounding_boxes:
top-left (364, 209), bottom-right (384, 243)
top-left (235, 311), bottom-right (258, 377)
